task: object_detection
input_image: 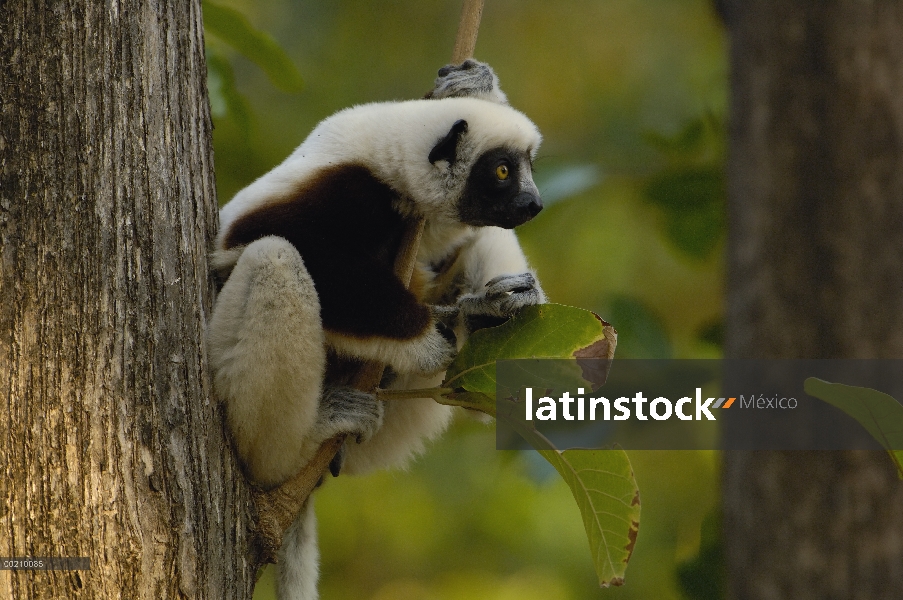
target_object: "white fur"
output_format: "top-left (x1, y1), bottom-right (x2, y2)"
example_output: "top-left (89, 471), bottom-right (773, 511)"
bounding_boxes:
top-left (325, 327), bottom-right (454, 376)
top-left (342, 370), bottom-right (454, 475)
top-left (215, 97), bottom-right (541, 263)
top-left (457, 227), bottom-right (534, 290)
top-left (277, 500), bottom-right (320, 600)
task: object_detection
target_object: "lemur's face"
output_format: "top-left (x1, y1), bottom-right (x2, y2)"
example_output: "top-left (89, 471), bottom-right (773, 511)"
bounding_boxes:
top-left (457, 147), bottom-right (542, 229)
top-left (428, 117), bottom-right (542, 229)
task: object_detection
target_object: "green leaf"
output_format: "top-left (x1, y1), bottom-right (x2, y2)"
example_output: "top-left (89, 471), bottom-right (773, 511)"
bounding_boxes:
top-left (696, 320), bottom-right (723, 348)
top-left (437, 390), bottom-right (496, 416)
top-left (494, 406), bottom-right (640, 587)
top-left (644, 118), bottom-right (706, 155)
top-left (676, 508), bottom-right (725, 600)
top-left (543, 447), bottom-right (640, 587)
top-left (804, 378), bottom-right (903, 478)
top-left (203, 1), bottom-right (304, 93)
top-left (442, 303), bottom-right (617, 399)
top-left (643, 113), bottom-right (725, 161)
top-left (426, 305), bottom-right (637, 587)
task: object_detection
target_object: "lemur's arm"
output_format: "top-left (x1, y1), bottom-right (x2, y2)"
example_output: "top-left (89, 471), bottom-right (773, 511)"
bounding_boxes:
top-left (430, 227), bottom-right (546, 334)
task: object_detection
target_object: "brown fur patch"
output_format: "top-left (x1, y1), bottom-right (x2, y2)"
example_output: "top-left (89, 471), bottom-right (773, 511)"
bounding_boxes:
top-left (225, 164), bottom-right (432, 340)
top-left (407, 264), bottom-right (432, 303)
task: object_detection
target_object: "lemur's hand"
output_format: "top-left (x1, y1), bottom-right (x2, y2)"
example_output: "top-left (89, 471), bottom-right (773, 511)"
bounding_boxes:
top-left (425, 58), bottom-right (508, 104)
top-left (458, 273), bottom-right (546, 320)
top-left (319, 386), bottom-right (384, 477)
top-left (412, 321), bottom-right (458, 375)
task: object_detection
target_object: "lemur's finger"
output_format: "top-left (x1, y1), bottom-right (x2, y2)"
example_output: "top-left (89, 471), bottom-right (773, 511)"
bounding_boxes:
top-left (484, 273), bottom-right (537, 297)
top-left (329, 443), bottom-right (347, 477)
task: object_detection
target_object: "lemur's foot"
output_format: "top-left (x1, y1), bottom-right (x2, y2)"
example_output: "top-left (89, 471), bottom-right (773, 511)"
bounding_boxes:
top-left (319, 386), bottom-right (384, 477)
top-left (319, 386), bottom-right (384, 443)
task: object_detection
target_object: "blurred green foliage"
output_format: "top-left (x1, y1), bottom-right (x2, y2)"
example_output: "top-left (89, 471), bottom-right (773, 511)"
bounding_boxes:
top-left (676, 509), bottom-right (726, 600)
top-left (204, 0), bottom-right (304, 93)
top-left (203, 1), bottom-right (727, 598)
top-left (607, 295), bottom-right (673, 359)
top-left (643, 115), bottom-right (726, 260)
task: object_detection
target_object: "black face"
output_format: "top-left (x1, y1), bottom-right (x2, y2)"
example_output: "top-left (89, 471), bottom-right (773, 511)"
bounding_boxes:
top-left (457, 147), bottom-right (543, 229)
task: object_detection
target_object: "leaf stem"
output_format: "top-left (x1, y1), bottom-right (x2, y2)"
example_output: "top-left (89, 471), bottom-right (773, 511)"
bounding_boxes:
top-left (376, 386), bottom-right (496, 415)
top-left (376, 387), bottom-right (455, 401)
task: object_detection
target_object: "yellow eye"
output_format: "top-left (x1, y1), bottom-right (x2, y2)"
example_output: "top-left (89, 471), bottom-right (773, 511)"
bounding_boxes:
top-left (496, 164), bottom-right (509, 180)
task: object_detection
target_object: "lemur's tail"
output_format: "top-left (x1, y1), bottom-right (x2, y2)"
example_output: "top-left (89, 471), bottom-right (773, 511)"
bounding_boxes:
top-left (276, 499), bottom-right (320, 600)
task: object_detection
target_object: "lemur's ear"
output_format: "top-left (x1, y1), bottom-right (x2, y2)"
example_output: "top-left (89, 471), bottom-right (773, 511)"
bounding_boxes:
top-left (429, 119), bottom-right (468, 165)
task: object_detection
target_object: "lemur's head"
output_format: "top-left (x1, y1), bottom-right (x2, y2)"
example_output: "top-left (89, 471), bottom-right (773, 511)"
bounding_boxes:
top-left (427, 116), bottom-right (542, 229)
top-left (417, 59), bottom-right (542, 229)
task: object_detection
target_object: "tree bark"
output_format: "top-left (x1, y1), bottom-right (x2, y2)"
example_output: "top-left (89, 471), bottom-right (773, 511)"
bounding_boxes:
top-left (723, 2), bottom-right (903, 599)
top-left (0, 2), bottom-right (255, 598)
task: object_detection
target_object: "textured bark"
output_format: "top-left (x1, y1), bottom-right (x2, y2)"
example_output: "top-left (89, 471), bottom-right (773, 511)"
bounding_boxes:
top-left (0, 2), bottom-right (255, 599)
top-left (723, 2), bottom-right (903, 599)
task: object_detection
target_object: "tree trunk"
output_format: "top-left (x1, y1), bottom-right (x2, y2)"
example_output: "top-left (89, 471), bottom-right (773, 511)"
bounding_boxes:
top-left (723, 2), bottom-right (903, 599)
top-left (0, 2), bottom-right (255, 598)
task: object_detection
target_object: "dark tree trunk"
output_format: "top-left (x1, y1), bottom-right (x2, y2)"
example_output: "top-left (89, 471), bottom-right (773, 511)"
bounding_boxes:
top-left (0, 2), bottom-right (255, 598)
top-left (723, 2), bottom-right (903, 599)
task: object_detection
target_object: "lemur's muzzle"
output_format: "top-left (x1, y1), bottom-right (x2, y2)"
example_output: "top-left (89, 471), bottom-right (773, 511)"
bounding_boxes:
top-left (494, 191), bottom-right (543, 229)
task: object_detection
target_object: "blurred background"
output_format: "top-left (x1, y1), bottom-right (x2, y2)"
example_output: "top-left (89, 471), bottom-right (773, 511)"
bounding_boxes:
top-left (205, 1), bottom-right (727, 598)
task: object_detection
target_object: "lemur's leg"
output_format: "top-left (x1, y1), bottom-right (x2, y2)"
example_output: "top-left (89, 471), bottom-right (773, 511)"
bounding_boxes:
top-left (277, 499), bottom-right (320, 600)
top-left (208, 236), bottom-right (383, 488)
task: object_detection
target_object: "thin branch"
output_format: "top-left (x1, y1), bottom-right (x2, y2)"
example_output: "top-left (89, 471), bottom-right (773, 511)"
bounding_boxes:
top-left (452, 0), bottom-right (485, 63)
top-left (251, 435), bottom-right (345, 564)
top-left (376, 387), bottom-right (455, 402)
